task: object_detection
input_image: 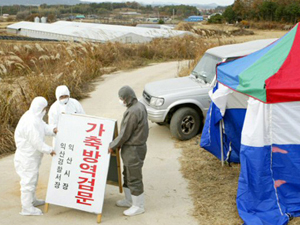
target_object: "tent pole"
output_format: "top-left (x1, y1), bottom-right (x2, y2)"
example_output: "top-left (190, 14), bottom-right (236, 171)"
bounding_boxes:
top-left (220, 119), bottom-right (224, 166)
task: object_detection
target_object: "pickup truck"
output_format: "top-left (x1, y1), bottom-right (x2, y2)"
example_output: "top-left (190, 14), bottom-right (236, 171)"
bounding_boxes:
top-left (141, 39), bottom-right (277, 140)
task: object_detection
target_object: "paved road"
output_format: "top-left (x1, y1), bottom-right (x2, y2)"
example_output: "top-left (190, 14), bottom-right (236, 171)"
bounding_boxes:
top-left (0, 61), bottom-right (198, 225)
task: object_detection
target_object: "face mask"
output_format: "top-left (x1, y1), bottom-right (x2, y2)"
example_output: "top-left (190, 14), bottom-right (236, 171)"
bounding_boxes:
top-left (119, 99), bottom-right (126, 107)
top-left (59, 98), bottom-right (69, 105)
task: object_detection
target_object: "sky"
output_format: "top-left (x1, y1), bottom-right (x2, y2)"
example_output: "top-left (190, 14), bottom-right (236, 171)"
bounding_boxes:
top-left (80, 0), bottom-right (235, 6)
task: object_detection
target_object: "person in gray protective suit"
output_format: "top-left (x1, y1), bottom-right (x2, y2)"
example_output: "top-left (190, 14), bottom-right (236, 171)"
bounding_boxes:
top-left (108, 85), bottom-right (149, 216)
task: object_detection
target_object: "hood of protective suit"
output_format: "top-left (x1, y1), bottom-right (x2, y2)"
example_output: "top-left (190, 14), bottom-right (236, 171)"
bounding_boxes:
top-left (118, 86), bottom-right (137, 107)
top-left (29, 97), bottom-right (48, 117)
top-left (55, 85), bottom-right (70, 100)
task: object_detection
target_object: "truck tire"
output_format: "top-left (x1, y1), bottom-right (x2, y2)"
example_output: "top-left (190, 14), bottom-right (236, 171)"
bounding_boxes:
top-left (170, 107), bottom-right (201, 140)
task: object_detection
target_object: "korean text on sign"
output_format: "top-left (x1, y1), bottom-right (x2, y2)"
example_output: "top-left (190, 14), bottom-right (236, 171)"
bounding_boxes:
top-left (75, 123), bottom-right (105, 206)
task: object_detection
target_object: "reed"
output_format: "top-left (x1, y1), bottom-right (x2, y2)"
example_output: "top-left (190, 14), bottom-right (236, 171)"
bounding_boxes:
top-left (0, 36), bottom-right (224, 155)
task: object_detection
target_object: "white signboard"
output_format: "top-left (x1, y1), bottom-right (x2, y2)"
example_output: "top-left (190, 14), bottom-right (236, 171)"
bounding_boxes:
top-left (46, 114), bottom-right (116, 214)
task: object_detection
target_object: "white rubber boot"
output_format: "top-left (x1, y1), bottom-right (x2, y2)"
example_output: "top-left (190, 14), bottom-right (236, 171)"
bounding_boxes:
top-left (20, 192), bottom-right (43, 216)
top-left (20, 206), bottom-right (43, 216)
top-left (32, 193), bottom-right (45, 207)
top-left (116, 187), bottom-right (132, 208)
top-left (123, 193), bottom-right (145, 216)
top-left (33, 199), bottom-right (45, 207)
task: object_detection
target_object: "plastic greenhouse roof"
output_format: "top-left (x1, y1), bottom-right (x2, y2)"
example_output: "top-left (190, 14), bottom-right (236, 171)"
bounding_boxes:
top-left (7, 21), bottom-right (192, 42)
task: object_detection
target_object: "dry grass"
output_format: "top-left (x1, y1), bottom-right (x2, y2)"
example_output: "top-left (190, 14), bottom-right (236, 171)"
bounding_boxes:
top-left (0, 36), bottom-right (214, 155)
top-left (177, 135), bottom-right (300, 224)
top-left (176, 22), bottom-right (195, 31)
top-left (177, 38), bottom-right (237, 78)
top-left (177, 135), bottom-right (242, 225)
top-left (175, 23), bottom-right (286, 46)
top-left (0, 21), bottom-right (15, 29)
top-left (176, 22), bottom-right (254, 39)
top-left (247, 21), bottom-right (293, 30)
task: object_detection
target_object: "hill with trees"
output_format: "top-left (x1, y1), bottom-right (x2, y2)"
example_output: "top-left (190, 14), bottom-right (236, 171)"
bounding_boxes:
top-left (223, 0), bottom-right (300, 24)
top-left (0, 0), bottom-right (80, 5)
top-left (1, 2), bottom-right (200, 21)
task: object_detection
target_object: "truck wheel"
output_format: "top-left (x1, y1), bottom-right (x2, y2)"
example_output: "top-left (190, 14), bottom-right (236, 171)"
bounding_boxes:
top-left (170, 107), bottom-right (201, 140)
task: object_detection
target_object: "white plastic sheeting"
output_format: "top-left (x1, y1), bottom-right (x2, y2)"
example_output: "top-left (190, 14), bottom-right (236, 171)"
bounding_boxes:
top-left (211, 84), bottom-right (300, 147)
top-left (7, 21), bottom-right (192, 43)
top-left (209, 83), bottom-right (248, 115)
top-left (136, 24), bottom-right (175, 30)
top-left (242, 98), bottom-right (300, 147)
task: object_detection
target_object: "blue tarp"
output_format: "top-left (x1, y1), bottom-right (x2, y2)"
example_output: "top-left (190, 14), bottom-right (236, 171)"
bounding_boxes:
top-left (200, 85), bottom-right (246, 163)
top-left (237, 144), bottom-right (300, 224)
top-left (184, 16), bottom-right (203, 22)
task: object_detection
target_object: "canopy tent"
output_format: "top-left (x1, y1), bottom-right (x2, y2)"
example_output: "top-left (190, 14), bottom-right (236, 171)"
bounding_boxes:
top-left (200, 83), bottom-right (247, 163)
top-left (236, 99), bottom-right (300, 225)
top-left (218, 23), bottom-right (300, 104)
top-left (201, 23), bottom-right (300, 224)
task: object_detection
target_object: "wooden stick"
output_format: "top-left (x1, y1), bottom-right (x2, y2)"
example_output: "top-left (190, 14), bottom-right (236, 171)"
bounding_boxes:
top-left (114, 122), bottom-right (119, 139)
top-left (114, 121), bottom-right (123, 193)
top-left (116, 148), bottom-right (123, 193)
top-left (97, 214), bottom-right (102, 223)
top-left (44, 203), bottom-right (49, 213)
top-left (220, 120), bottom-right (224, 167)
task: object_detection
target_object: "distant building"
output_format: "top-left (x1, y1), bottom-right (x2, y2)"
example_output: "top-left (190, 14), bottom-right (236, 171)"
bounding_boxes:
top-left (41, 17), bottom-right (47, 23)
top-left (184, 16), bottom-right (204, 22)
top-left (34, 17), bottom-right (40, 23)
top-left (87, 15), bottom-right (99, 19)
top-left (75, 15), bottom-right (85, 19)
top-left (146, 18), bottom-right (159, 23)
top-left (121, 12), bottom-right (141, 15)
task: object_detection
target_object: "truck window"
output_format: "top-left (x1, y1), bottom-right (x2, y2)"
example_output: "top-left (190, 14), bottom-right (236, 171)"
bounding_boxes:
top-left (191, 53), bottom-right (222, 84)
top-left (225, 57), bottom-right (240, 62)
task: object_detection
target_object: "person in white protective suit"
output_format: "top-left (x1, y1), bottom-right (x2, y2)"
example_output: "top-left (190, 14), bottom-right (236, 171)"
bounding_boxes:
top-left (14, 97), bottom-right (57, 216)
top-left (48, 85), bottom-right (85, 127)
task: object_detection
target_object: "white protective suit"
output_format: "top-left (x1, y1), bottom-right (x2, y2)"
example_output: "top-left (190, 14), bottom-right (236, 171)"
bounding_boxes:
top-left (48, 85), bottom-right (85, 127)
top-left (14, 97), bottom-right (55, 216)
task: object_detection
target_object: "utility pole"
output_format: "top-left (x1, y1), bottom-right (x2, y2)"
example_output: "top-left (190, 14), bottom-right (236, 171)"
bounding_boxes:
top-left (69, 0), bottom-right (73, 20)
top-left (173, 8), bottom-right (175, 20)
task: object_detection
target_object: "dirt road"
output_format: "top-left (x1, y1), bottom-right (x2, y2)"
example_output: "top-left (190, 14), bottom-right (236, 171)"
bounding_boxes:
top-left (0, 61), bottom-right (198, 225)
